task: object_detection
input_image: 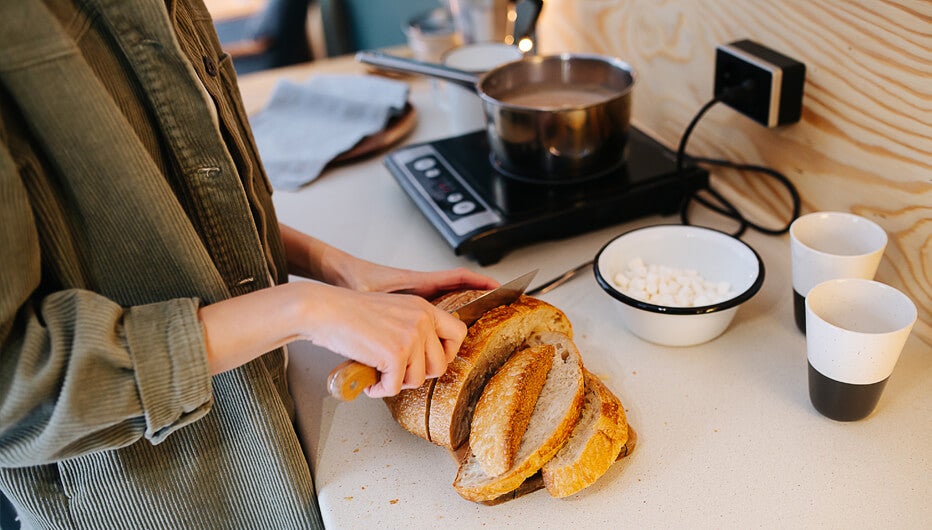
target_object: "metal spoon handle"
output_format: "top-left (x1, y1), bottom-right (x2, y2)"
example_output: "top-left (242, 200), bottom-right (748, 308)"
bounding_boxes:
top-left (527, 260), bottom-right (594, 296)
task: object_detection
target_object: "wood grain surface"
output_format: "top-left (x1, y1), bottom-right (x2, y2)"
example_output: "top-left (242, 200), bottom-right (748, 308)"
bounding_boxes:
top-left (535, 0), bottom-right (931, 345)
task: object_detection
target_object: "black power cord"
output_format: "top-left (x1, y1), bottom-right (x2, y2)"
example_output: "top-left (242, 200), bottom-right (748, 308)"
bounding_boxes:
top-left (675, 85), bottom-right (801, 238)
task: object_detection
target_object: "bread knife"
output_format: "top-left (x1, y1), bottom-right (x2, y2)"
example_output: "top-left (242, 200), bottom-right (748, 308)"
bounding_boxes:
top-left (326, 269), bottom-right (538, 401)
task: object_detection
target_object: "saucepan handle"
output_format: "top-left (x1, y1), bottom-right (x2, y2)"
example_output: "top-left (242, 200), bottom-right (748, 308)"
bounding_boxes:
top-left (355, 50), bottom-right (480, 91)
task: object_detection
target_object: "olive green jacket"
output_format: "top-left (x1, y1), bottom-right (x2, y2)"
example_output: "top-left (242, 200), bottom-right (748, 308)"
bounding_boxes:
top-left (0, 1), bottom-right (321, 528)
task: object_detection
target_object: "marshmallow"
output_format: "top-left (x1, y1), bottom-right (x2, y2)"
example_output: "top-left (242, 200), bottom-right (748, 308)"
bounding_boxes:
top-left (611, 258), bottom-right (736, 307)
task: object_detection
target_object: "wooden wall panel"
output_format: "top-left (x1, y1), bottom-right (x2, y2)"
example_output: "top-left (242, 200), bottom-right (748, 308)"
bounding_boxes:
top-left (536, 0), bottom-right (931, 344)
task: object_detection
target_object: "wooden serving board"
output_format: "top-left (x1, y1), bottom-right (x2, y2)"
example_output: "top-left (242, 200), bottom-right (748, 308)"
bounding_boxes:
top-left (331, 103), bottom-right (417, 164)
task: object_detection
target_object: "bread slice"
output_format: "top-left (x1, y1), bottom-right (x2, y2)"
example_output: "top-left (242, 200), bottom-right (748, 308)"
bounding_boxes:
top-left (452, 332), bottom-right (584, 502)
top-left (470, 344), bottom-right (555, 476)
top-left (480, 424), bottom-right (637, 505)
top-left (429, 296), bottom-right (572, 450)
top-left (541, 370), bottom-right (629, 498)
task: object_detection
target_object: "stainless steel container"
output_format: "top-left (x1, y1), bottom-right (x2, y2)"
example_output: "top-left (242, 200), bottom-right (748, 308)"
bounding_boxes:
top-left (477, 53), bottom-right (634, 180)
top-left (357, 51), bottom-right (636, 181)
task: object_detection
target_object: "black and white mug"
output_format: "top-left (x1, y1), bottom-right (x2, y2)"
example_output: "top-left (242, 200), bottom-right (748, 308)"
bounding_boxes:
top-left (805, 278), bottom-right (917, 421)
top-left (790, 212), bottom-right (887, 333)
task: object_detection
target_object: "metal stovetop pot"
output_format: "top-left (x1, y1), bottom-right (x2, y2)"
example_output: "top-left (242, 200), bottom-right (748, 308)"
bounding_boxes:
top-left (357, 51), bottom-right (636, 183)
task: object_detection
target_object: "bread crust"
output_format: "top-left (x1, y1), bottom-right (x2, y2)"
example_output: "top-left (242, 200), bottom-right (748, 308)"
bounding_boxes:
top-left (452, 332), bottom-right (584, 502)
top-left (541, 370), bottom-right (629, 498)
top-left (470, 344), bottom-right (555, 476)
top-left (383, 379), bottom-right (435, 442)
top-left (432, 290), bottom-right (487, 312)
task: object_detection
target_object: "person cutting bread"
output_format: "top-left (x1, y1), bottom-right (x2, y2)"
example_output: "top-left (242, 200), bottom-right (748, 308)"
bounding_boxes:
top-left (0, 1), bottom-right (496, 528)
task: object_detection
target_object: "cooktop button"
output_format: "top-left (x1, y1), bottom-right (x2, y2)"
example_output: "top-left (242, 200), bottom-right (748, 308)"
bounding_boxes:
top-left (447, 192), bottom-right (463, 203)
top-left (452, 201), bottom-right (476, 215)
top-left (425, 168), bottom-right (441, 178)
top-left (412, 158), bottom-right (436, 171)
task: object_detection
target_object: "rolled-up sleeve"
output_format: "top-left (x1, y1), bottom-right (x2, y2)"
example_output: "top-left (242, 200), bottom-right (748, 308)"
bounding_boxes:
top-left (0, 139), bottom-right (213, 469)
top-left (125, 298), bottom-right (213, 443)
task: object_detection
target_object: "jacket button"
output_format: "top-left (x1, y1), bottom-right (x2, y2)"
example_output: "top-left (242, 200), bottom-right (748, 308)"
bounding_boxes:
top-left (202, 55), bottom-right (217, 77)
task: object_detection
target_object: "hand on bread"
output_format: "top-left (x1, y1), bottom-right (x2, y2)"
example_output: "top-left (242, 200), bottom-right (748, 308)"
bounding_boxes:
top-left (333, 261), bottom-right (501, 301)
top-left (282, 226), bottom-right (499, 298)
top-left (300, 285), bottom-right (461, 396)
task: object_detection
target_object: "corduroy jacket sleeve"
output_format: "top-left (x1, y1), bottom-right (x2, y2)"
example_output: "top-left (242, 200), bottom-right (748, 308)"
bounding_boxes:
top-left (0, 139), bottom-right (214, 468)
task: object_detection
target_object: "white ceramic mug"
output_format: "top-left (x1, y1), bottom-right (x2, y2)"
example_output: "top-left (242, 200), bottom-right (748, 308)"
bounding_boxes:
top-left (789, 211), bottom-right (887, 333)
top-left (805, 278), bottom-right (917, 421)
top-left (440, 42), bottom-right (523, 133)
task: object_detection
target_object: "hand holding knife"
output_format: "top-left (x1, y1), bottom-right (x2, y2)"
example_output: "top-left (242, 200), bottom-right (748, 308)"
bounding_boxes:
top-left (327, 270), bottom-right (538, 400)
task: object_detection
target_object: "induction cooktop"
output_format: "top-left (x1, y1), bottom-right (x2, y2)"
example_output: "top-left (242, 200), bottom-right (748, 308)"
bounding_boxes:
top-left (384, 127), bottom-right (708, 265)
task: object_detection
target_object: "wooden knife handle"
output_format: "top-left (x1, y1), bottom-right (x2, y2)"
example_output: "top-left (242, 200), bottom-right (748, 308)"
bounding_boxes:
top-left (327, 360), bottom-right (379, 401)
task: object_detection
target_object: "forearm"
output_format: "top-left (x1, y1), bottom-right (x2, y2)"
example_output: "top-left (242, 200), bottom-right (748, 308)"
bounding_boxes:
top-left (198, 279), bottom-right (477, 397)
top-left (279, 223), bottom-right (356, 285)
top-left (198, 282), bottom-right (312, 374)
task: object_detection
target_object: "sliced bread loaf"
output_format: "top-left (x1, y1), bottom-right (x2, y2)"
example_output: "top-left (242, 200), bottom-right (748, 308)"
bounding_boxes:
top-left (470, 344), bottom-right (555, 477)
top-left (452, 331), bottom-right (584, 502)
top-left (541, 369), bottom-right (629, 498)
top-left (384, 293), bottom-right (571, 449)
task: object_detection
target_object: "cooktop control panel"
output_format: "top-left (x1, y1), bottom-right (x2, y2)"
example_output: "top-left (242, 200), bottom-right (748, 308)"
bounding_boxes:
top-left (387, 144), bottom-right (502, 238)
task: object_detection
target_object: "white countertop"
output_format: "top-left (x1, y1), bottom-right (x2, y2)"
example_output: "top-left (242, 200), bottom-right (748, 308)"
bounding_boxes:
top-left (238, 56), bottom-right (931, 529)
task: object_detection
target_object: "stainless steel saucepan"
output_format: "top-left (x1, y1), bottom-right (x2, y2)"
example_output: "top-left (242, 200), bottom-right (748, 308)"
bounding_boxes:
top-left (357, 50), bottom-right (636, 182)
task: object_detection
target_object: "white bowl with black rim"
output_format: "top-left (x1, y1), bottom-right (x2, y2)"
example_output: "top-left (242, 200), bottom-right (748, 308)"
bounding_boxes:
top-left (594, 225), bottom-right (765, 346)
